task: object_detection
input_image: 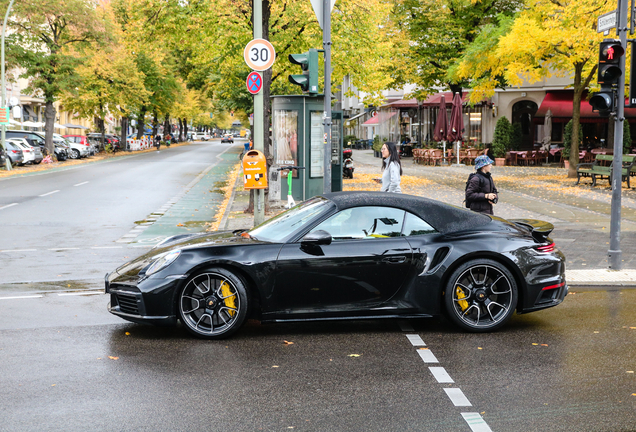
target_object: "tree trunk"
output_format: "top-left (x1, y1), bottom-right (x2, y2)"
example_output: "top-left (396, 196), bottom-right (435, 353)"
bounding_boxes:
top-left (136, 106), bottom-right (147, 139)
top-left (121, 116), bottom-right (128, 151)
top-left (163, 114), bottom-right (170, 137)
top-left (152, 111), bottom-right (159, 138)
top-left (183, 118), bottom-right (188, 141)
top-left (100, 116), bottom-right (106, 151)
top-left (43, 101), bottom-right (56, 156)
top-left (568, 65), bottom-right (584, 178)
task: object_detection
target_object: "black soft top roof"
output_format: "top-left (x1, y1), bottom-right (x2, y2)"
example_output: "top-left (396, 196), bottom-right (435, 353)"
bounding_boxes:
top-left (322, 191), bottom-right (491, 234)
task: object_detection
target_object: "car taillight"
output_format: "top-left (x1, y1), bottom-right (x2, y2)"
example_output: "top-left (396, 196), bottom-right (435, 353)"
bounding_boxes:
top-left (536, 242), bottom-right (555, 253)
top-left (11, 150), bottom-right (18, 153)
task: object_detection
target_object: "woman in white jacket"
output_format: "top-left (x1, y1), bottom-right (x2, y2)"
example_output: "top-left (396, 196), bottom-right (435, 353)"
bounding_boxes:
top-left (380, 141), bottom-right (402, 193)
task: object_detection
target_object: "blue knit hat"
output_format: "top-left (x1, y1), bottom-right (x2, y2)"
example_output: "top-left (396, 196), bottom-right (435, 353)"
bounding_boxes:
top-left (475, 155), bottom-right (494, 170)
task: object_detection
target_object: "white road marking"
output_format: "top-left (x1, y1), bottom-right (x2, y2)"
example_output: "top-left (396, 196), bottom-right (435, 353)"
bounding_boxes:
top-left (39, 190), bottom-right (60, 197)
top-left (73, 181), bottom-right (89, 186)
top-left (429, 367), bottom-right (454, 383)
top-left (461, 413), bottom-right (493, 432)
top-left (48, 248), bottom-right (80, 251)
top-left (0, 249), bottom-right (37, 252)
top-left (0, 295), bottom-right (44, 300)
top-left (90, 246), bottom-right (123, 249)
top-left (406, 334), bottom-right (426, 346)
top-left (398, 320), bottom-right (415, 331)
top-left (444, 388), bottom-right (472, 406)
top-left (0, 203), bottom-right (18, 210)
top-left (416, 348), bottom-right (439, 363)
top-left (57, 291), bottom-right (104, 296)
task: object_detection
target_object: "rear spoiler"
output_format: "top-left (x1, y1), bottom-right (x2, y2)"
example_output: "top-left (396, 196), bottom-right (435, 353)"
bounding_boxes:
top-left (509, 219), bottom-right (554, 243)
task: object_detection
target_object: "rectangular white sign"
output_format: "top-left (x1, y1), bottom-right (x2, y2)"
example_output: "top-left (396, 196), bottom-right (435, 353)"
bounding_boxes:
top-left (598, 10), bottom-right (617, 33)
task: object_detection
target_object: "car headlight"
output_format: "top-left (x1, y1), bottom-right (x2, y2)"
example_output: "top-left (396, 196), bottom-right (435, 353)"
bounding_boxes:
top-left (145, 250), bottom-right (181, 276)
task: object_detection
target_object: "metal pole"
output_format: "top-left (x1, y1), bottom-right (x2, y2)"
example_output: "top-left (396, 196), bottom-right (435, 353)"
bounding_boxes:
top-left (322, 0), bottom-right (332, 193)
top-left (1, 0), bottom-right (15, 171)
top-left (253, 0), bottom-right (265, 225)
top-left (609, 0), bottom-right (628, 269)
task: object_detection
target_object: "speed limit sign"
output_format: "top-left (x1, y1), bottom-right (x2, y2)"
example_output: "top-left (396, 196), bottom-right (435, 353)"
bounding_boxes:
top-left (244, 39), bottom-right (276, 71)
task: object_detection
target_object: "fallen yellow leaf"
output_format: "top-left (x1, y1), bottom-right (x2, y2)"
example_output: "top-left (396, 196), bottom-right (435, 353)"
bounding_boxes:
top-left (108, 356), bottom-right (119, 360)
top-left (272, 365), bottom-right (279, 368)
top-left (348, 354), bottom-right (361, 357)
top-left (532, 343), bottom-right (539, 346)
top-left (477, 347), bottom-right (483, 350)
top-left (125, 332), bottom-right (130, 336)
top-left (283, 340), bottom-right (294, 345)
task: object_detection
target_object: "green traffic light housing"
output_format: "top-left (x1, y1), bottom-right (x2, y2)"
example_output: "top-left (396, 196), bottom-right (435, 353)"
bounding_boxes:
top-left (288, 49), bottom-right (319, 95)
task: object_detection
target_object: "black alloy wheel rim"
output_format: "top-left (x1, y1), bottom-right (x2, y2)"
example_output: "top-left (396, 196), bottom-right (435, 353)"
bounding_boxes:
top-left (451, 264), bottom-right (512, 328)
top-left (180, 273), bottom-right (240, 335)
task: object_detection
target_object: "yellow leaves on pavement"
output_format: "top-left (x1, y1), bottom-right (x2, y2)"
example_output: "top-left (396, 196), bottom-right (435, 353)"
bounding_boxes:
top-left (283, 340), bottom-right (294, 345)
top-left (348, 354), bottom-right (362, 357)
top-left (531, 343), bottom-right (549, 347)
top-left (108, 356), bottom-right (119, 360)
top-left (208, 163), bottom-right (242, 232)
top-left (344, 173), bottom-right (432, 194)
top-left (177, 223), bottom-right (184, 227)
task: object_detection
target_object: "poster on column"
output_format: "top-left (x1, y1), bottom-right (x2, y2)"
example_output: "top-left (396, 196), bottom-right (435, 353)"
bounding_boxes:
top-left (273, 109), bottom-right (298, 176)
top-left (310, 111), bottom-right (324, 177)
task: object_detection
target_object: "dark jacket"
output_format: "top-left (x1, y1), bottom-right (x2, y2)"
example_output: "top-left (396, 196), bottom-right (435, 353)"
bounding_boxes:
top-left (466, 170), bottom-right (498, 215)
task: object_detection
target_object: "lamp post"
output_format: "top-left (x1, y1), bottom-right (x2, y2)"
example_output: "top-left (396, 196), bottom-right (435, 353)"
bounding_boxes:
top-left (1, 0), bottom-right (15, 171)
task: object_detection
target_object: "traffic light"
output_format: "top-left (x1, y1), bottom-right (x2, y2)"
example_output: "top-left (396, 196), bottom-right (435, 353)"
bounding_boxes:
top-left (590, 40), bottom-right (625, 116)
top-left (288, 49), bottom-right (319, 95)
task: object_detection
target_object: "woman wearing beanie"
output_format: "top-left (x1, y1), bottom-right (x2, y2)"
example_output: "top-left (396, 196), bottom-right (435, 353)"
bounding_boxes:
top-left (466, 155), bottom-right (498, 215)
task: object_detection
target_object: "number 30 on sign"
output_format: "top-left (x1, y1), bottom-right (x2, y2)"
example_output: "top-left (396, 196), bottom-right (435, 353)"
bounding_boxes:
top-left (243, 39), bottom-right (276, 71)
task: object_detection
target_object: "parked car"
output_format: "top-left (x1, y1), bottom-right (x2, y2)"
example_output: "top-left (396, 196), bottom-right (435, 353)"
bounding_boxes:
top-left (54, 143), bottom-right (68, 161)
top-left (4, 141), bottom-right (24, 166)
top-left (221, 134), bottom-right (234, 143)
top-left (0, 147), bottom-right (6, 167)
top-left (5, 130), bottom-right (46, 154)
top-left (63, 134), bottom-right (94, 157)
top-left (56, 134), bottom-right (88, 159)
top-left (87, 133), bottom-right (121, 152)
top-left (105, 191), bottom-right (567, 339)
top-left (7, 138), bottom-right (43, 164)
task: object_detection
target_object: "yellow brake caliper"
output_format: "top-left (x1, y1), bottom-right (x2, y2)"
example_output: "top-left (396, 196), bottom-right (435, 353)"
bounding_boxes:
top-left (456, 286), bottom-right (469, 311)
top-left (220, 281), bottom-right (236, 316)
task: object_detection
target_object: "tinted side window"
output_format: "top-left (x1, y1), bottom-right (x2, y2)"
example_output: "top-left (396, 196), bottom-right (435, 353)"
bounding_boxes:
top-left (402, 212), bottom-right (437, 236)
top-left (311, 206), bottom-right (405, 240)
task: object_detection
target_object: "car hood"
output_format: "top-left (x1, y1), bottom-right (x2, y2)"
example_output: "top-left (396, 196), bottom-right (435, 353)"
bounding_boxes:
top-left (112, 231), bottom-right (267, 279)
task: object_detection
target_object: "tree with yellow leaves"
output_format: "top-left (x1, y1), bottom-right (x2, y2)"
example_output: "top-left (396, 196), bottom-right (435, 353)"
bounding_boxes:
top-left (452, 0), bottom-right (613, 177)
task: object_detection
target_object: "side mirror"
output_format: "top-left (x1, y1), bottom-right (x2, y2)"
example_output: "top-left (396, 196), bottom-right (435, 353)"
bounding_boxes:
top-left (301, 230), bottom-right (332, 246)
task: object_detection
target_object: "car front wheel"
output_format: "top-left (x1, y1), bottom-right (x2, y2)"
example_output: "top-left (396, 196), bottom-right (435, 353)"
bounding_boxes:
top-left (178, 268), bottom-right (249, 339)
top-left (70, 149), bottom-right (80, 159)
top-left (444, 259), bottom-right (518, 332)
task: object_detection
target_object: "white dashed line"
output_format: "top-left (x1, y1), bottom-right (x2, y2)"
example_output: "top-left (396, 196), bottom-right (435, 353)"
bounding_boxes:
top-left (0, 249), bottom-right (37, 252)
top-left (90, 246), bottom-right (123, 249)
top-left (429, 367), bottom-right (454, 383)
top-left (57, 291), bottom-right (104, 296)
top-left (406, 334), bottom-right (426, 346)
top-left (39, 190), bottom-right (60, 197)
top-left (74, 181), bottom-right (89, 186)
top-left (444, 388), bottom-right (472, 406)
top-left (461, 413), bottom-right (493, 432)
top-left (0, 295), bottom-right (44, 300)
top-left (48, 248), bottom-right (80, 251)
top-left (0, 203), bottom-right (18, 210)
top-left (416, 348), bottom-right (439, 363)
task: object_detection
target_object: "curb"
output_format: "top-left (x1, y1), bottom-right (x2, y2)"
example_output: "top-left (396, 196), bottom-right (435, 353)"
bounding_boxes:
top-left (219, 169), bottom-right (244, 231)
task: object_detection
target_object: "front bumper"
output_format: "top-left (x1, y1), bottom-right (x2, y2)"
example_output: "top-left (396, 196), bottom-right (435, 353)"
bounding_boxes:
top-left (105, 272), bottom-right (182, 326)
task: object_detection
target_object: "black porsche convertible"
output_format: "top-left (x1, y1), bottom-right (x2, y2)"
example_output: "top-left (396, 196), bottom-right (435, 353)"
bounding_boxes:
top-left (106, 191), bottom-right (567, 339)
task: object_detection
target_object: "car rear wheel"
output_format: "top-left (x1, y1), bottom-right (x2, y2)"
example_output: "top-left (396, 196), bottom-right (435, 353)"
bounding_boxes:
top-left (178, 268), bottom-right (248, 339)
top-left (444, 259), bottom-right (518, 332)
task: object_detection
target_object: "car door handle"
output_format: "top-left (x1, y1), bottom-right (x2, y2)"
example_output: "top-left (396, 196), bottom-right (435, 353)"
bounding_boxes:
top-left (382, 256), bottom-right (406, 264)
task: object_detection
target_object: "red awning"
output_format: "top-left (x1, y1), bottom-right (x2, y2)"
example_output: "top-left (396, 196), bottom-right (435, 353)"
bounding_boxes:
top-left (362, 116), bottom-right (379, 125)
top-left (536, 91), bottom-right (636, 121)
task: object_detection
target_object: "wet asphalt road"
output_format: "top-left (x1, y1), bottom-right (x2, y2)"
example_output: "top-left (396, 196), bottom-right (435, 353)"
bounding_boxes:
top-left (1, 284), bottom-right (636, 431)
top-left (1, 143), bottom-right (636, 431)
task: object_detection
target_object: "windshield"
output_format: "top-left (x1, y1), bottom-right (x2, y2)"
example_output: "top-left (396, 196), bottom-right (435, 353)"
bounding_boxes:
top-left (248, 197), bottom-right (332, 242)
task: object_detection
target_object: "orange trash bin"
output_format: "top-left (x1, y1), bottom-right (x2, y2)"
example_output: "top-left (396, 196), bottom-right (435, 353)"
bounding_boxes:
top-left (242, 150), bottom-right (268, 189)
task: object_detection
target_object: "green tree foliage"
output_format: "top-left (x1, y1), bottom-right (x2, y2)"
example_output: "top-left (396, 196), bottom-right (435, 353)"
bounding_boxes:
top-left (390, 0), bottom-right (522, 98)
top-left (491, 116), bottom-right (511, 158)
top-left (624, 121), bottom-right (632, 155)
top-left (3, 0), bottom-right (108, 154)
top-left (562, 120), bottom-right (582, 159)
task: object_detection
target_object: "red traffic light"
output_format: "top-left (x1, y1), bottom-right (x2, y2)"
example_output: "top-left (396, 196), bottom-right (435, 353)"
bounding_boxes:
top-left (599, 41), bottom-right (624, 64)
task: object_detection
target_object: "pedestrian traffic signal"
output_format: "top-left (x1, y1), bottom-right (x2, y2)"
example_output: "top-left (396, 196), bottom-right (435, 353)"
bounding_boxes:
top-left (288, 49), bottom-right (319, 95)
top-left (590, 40), bottom-right (625, 116)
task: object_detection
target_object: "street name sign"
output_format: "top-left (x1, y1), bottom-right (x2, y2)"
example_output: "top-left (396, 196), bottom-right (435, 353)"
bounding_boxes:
top-left (246, 71), bottom-right (263, 95)
top-left (598, 10), bottom-right (617, 34)
top-left (244, 39), bottom-right (276, 71)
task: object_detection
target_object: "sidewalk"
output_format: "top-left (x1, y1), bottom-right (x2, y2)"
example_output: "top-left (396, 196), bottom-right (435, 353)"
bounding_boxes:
top-left (218, 149), bottom-right (636, 287)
